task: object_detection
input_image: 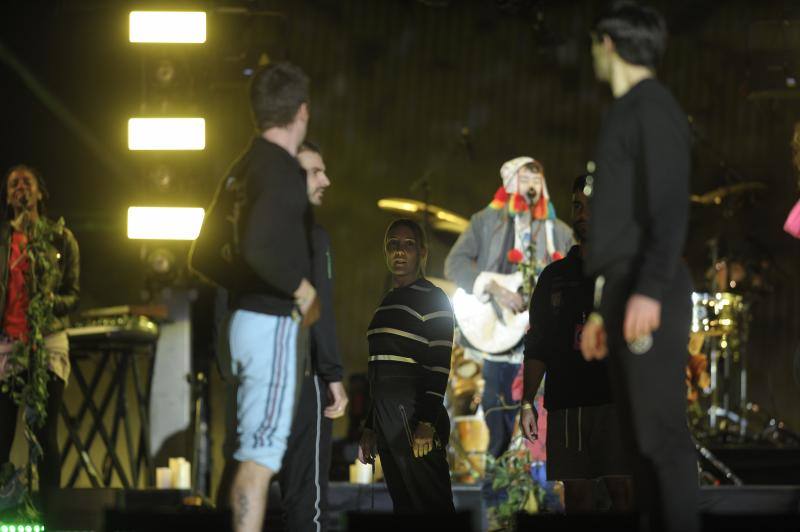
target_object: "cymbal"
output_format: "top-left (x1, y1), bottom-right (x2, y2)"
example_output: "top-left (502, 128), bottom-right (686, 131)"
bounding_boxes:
top-left (377, 197), bottom-right (469, 234)
top-left (690, 181), bottom-right (766, 205)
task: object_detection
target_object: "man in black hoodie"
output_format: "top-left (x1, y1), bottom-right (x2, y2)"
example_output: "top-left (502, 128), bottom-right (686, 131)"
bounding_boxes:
top-left (225, 62), bottom-right (318, 532)
top-left (580, 3), bottom-right (698, 532)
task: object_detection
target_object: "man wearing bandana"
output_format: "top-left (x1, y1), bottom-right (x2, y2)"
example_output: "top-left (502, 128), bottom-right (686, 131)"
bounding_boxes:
top-left (445, 157), bottom-right (573, 462)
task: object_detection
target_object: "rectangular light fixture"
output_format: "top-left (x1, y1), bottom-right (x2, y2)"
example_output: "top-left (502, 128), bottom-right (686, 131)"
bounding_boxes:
top-left (128, 118), bottom-right (205, 150)
top-left (129, 11), bottom-right (207, 43)
top-left (127, 207), bottom-right (205, 240)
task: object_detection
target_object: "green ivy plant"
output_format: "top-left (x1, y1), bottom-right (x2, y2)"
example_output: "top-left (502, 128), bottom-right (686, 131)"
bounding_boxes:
top-left (0, 217), bottom-right (63, 518)
top-left (484, 437), bottom-right (547, 531)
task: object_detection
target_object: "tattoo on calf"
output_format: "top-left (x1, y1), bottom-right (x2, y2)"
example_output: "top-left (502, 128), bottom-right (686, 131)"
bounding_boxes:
top-left (235, 491), bottom-right (250, 526)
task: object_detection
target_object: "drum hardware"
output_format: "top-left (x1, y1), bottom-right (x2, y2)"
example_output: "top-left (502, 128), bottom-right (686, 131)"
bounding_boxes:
top-left (694, 437), bottom-right (743, 486)
top-left (690, 290), bottom-right (751, 441)
top-left (449, 346), bottom-right (483, 417)
top-left (689, 181), bottom-right (766, 206)
top-left (451, 415), bottom-right (490, 484)
top-left (691, 292), bottom-right (743, 338)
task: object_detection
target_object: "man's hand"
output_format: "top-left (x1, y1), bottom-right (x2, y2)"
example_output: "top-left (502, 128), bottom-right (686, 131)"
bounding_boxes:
top-left (323, 381), bottom-right (348, 419)
top-left (294, 278), bottom-right (319, 326)
top-left (520, 404), bottom-right (538, 442)
top-left (412, 422), bottom-right (436, 458)
top-left (486, 280), bottom-right (525, 313)
top-left (581, 314), bottom-right (608, 360)
top-left (624, 294), bottom-right (661, 344)
top-left (358, 428), bottom-right (376, 465)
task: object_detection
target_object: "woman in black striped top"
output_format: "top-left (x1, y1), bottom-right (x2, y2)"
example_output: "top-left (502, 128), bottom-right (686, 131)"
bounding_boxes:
top-left (358, 219), bottom-right (455, 513)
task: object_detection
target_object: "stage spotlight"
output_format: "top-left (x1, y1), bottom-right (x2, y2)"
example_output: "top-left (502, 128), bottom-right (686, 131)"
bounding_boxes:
top-left (127, 207), bottom-right (204, 240)
top-left (148, 164), bottom-right (176, 192)
top-left (129, 11), bottom-right (206, 43)
top-left (153, 58), bottom-right (177, 87)
top-left (146, 247), bottom-right (176, 275)
top-left (128, 118), bottom-right (205, 150)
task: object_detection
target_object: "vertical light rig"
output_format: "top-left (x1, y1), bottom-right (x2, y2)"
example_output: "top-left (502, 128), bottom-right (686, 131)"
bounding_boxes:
top-left (125, 12), bottom-right (209, 497)
top-left (127, 10), bottom-right (208, 284)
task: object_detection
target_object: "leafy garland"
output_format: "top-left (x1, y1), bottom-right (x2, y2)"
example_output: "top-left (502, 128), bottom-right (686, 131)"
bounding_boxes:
top-left (0, 216), bottom-right (62, 518)
top-left (485, 438), bottom-right (548, 530)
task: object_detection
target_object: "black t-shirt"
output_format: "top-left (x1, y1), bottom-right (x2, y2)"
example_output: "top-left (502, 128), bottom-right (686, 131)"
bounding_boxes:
top-left (524, 246), bottom-right (613, 410)
top-left (585, 78), bottom-right (691, 303)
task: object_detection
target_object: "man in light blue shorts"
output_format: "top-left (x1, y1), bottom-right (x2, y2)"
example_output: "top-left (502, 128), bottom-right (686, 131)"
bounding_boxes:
top-left (223, 61), bottom-right (319, 532)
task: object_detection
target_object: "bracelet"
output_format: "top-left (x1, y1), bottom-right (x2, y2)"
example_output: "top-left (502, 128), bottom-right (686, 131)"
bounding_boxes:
top-left (587, 312), bottom-right (604, 327)
top-left (593, 275), bottom-right (606, 309)
top-left (521, 402), bottom-right (534, 411)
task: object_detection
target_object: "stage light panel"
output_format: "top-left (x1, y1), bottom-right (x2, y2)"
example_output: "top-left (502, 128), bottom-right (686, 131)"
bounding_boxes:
top-left (127, 207), bottom-right (205, 240)
top-left (129, 11), bottom-right (206, 43)
top-left (128, 118), bottom-right (205, 150)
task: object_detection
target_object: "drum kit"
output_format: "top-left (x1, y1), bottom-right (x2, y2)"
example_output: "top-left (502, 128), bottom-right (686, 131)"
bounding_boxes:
top-left (689, 289), bottom-right (750, 439)
top-left (686, 181), bottom-right (800, 446)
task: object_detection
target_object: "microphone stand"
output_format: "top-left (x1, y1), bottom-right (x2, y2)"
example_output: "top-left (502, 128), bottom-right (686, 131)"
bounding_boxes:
top-left (521, 189), bottom-right (537, 300)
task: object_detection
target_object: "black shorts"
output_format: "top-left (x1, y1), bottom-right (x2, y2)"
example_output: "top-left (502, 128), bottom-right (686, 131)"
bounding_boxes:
top-left (545, 403), bottom-right (633, 481)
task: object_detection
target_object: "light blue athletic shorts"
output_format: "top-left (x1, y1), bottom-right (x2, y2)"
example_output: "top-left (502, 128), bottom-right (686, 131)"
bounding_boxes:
top-left (228, 309), bottom-right (298, 472)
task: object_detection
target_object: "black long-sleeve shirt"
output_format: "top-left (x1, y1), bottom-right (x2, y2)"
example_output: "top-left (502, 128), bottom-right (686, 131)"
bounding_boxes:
top-left (585, 78), bottom-right (690, 303)
top-left (310, 225), bottom-right (343, 383)
top-left (365, 278), bottom-right (454, 426)
top-left (232, 138), bottom-right (313, 316)
top-left (524, 246), bottom-right (613, 410)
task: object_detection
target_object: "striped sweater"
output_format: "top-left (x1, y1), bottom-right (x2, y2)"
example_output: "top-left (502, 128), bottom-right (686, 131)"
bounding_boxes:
top-left (366, 277), bottom-right (454, 425)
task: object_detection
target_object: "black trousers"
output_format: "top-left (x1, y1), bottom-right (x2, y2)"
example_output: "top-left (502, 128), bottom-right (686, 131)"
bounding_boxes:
top-left (601, 262), bottom-right (699, 532)
top-left (0, 372), bottom-right (64, 511)
top-left (371, 372), bottom-right (454, 514)
top-left (279, 373), bottom-right (333, 532)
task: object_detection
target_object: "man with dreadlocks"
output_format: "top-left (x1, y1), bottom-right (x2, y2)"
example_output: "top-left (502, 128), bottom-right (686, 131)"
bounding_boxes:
top-left (445, 157), bottom-right (573, 466)
top-left (0, 164), bottom-right (80, 515)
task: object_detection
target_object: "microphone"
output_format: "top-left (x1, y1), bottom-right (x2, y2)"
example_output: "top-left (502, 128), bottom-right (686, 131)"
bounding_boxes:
top-left (460, 126), bottom-right (475, 160)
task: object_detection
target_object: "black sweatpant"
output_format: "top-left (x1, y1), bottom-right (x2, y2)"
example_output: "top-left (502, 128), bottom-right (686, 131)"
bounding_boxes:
top-left (279, 373), bottom-right (333, 532)
top-left (0, 373), bottom-right (64, 511)
top-left (601, 262), bottom-right (699, 532)
top-left (371, 372), bottom-right (454, 514)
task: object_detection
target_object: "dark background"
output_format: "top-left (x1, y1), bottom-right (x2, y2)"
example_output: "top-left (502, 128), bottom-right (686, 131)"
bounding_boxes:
top-left (1, 0), bottom-right (799, 434)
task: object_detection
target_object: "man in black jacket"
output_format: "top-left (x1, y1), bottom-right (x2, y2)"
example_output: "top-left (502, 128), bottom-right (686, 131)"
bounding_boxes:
top-left (580, 4), bottom-right (698, 532)
top-left (279, 141), bottom-right (348, 532)
top-left (225, 62), bottom-right (319, 532)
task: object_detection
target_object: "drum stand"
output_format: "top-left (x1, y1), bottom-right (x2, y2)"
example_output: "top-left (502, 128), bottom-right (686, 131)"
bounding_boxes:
top-left (705, 311), bottom-right (750, 441)
top-left (693, 435), bottom-right (743, 485)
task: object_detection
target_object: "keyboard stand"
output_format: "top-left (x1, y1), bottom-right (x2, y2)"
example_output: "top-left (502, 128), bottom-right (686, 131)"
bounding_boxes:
top-left (59, 338), bottom-right (157, 488)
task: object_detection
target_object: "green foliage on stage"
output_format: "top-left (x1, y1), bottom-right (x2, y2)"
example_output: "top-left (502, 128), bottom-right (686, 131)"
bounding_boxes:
top-left (0, 217), bottom-right (64, 519)
top-left (485, 439), bottom-right (547, 530)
